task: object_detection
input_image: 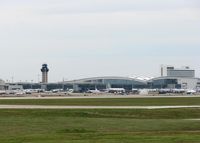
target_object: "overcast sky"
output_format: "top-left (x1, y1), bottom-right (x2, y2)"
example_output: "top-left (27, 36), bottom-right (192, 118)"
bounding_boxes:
top-left (0, 0), bottom-right (200, 82)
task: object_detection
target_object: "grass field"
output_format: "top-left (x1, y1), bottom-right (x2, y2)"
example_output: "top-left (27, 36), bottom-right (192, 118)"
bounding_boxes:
top-left (0, 97), bottom-right (200, 106)
top-left (1, 109), bottom-right (200, 143)
top-left (1, 97), bottom-right (200, 143)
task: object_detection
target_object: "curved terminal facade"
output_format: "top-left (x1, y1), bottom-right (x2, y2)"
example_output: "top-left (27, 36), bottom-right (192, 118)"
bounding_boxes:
top-left (65, 76), bottom-right (148, 92)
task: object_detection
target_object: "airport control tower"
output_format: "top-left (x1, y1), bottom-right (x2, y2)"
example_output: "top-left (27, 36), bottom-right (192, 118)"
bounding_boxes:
top-left (41, 64), bottom-right (49, 83)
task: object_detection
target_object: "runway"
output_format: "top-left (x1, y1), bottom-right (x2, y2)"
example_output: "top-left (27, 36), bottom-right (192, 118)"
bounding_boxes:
top-left (0, 95), bottom-right (200, 100)
top-left (0, 105), bottom-right (200, 109)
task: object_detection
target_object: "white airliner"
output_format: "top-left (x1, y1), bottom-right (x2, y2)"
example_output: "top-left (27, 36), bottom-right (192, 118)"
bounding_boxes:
top-left (87, 89), bottom-right (101, 94)
top-left (186, 89), bottom-right (196, 94)
top-left (107, 88), bottom-right (125, 93)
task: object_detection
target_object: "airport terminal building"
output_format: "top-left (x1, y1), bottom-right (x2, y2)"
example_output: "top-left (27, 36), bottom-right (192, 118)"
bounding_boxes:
top-left (149, 66), bottom-right (200, 89)
top-left (64, 76), bottom-right (148, 92)
top-left (1, 65), bottom-right (200, 92)
top-left (60, 66), bottom-right (200, 92)
top-left (62, 66), bottom-right (200, 92)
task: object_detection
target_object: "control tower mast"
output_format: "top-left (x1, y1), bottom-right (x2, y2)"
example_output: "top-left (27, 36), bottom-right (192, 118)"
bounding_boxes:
top-left (41, 64), bottom-right (49, 83)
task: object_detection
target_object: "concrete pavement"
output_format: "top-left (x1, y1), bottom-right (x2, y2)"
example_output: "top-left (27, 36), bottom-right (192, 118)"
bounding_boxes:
top-left (0, 105), bottom-right (200, 109)
top-left (1, 95), bottom-right (200, 100)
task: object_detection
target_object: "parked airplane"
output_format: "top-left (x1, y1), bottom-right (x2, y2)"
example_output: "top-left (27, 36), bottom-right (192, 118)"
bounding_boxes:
top-left (0, 90), bottom-right (6, 95)
top-left (186, 89), bottom-right (196, 94)
top-left (51, 89), bottom-right (63, 93)
top-left (158, 89), bottom-right (171, 94)
top-left (107, 88), bottom-right (125, 94)
top-left (172, 89), bottom-right (186, 93)
top-left (87, 89), bottom-right (101, 94)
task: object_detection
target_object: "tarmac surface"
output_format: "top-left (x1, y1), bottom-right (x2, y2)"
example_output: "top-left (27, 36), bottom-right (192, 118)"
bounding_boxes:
top-left (0, 105), bottom-right (200, 109)
top-left (0, 94), bottom-right (200, 99)
top-left (1, 94), bottom-right (200, 109)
